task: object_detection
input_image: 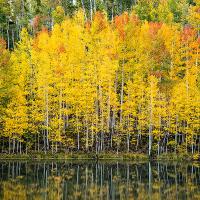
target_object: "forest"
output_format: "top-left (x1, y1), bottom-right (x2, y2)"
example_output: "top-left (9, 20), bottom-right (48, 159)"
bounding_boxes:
top-left (0, 0), bottom-right (199, 158)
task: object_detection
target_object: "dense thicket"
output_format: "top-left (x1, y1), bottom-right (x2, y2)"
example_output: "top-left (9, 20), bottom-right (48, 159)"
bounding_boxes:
top-left (0, 0), bottom-right (199, 156)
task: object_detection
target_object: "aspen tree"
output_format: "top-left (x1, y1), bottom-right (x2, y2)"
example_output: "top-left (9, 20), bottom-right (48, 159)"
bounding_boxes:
top-left (3, 29), bottom-right (31, 153)
top-left (147, 75), bottom-right (159, 157)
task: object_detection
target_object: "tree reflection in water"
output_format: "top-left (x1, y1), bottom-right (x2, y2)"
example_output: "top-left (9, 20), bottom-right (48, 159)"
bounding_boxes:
top-left (0, 161), bottom-right (199, 200)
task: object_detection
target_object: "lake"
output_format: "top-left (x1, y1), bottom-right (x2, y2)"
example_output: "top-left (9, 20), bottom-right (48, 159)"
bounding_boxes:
top-left (0, 161), bottom-right (199, 200)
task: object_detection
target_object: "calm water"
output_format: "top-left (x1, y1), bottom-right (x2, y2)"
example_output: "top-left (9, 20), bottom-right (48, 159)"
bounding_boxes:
top-left (0, 161), bottom-right (199, 200)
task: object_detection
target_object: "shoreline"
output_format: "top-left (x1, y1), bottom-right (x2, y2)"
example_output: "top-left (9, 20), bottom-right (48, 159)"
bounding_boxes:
top-left (0, 152), bottom-right (199, 162)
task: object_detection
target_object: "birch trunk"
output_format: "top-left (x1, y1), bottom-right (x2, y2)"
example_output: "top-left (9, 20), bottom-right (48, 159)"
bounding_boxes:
top-left (149, 86), bottom-right (153, 157)
top-left (120, 59), bottom-right (124, 125)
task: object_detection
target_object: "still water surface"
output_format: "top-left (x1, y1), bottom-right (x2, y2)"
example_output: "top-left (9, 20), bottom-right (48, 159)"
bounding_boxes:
top-left (0, 161), bottom-right (199, 200)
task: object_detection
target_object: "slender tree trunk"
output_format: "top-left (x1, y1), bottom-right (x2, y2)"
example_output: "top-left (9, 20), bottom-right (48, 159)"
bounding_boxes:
top-left (7, 25), bottom-right (9, 49)
top-left (116, 132), bottom-right (119, 154)
top-left (1, 138), bottom-right (4, 153)
top-left (175, 115), bottom-right (178, 153)
top-left (76, 112), bottom-right (80, 151)
top-left (16, 140), bottom-right (19, 154)
top-left (34, 134), bottom-right (37, 152)
top-left (93, 0), bottom-right (96, 12)
top-left (91, 119), bottom-right (94, 150)
top-left (59, 88), bottom-right (62, 150)
top-left (55, 142), bottom-right (58, 153)
top-left (13, 138), bottom-right (15, 154)
top-left (19, 141), bottom-right (22, 154)
top-left (157, 114), bottom-right (162, 156)
top-left (37, 132), bottom-right (40, 152)
top-left (149, 95), bottom-right (153, 157)
top-left (81, 0), bottom-right (87, 20)
top-left (43, 129), bottom-right (46, 153)
top-left (111, 3), bottom-right (114, 22)
top-left (45, 89), bottom-right (49, 152)
top-left (9, 137), bottom-right (11, 154)
top-left (127, 116), bottom-right (130, 153)
top-left (99, 85), bottom-right (104, 152)
top-left (85, 116), bottom-right (89, 151)
top-left (120, 0), bottom-right (123, 14)
top-left (120, 59), bottom-right (124, 124)
top-left (110, 112), bottom-right (114, 148)
top-left (26, 143), bottom-right (28, 154)
top-left (95, 82), bottom-right (99, 153)
top-left (89, 0), bottom-right (93, 21)
top-left (52, 142), bottom-right (54, 154)
top-left (127, 133), bottom-right (130, 152)
top-left (107, 85), bottom-right (111, 135)
top-left (12, 29), bottom-right (15, 49)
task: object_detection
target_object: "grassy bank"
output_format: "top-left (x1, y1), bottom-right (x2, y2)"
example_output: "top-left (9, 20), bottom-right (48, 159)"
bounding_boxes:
top-left (0, 152), bottom-right (199, 161)
top-left (157, 152), bottom-right (200, 161)
top-left (0, 152), bottom-right (147, 161)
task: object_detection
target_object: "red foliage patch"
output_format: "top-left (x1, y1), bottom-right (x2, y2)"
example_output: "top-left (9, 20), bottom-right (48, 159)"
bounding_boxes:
top-left (149, 22), bottom-right (162, 38)
top-left (32, 15), bottom-right (49, 33)
top-left (0, 38), bottom-right (6, 50)
top-left (0, 38), bottom-right (9, 66)
top-left (194, 6), bottom-right (200, 13)
top-left (150, 70), bottom-right (163, 78)
top-left (181, 26), bottom-right (196, 42)
top-left (85, 21), bottom-right (91, 32)
top-left (33, 15), bottom-right (41, 31)
top-left (129, 14), bottom-right (140, 26)
top-left (114, 12), bottom-right (129, 40)
top-left (58, 44), bottom-right (66, 54)
top-left (94, 11), bottom-right (107, 31)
